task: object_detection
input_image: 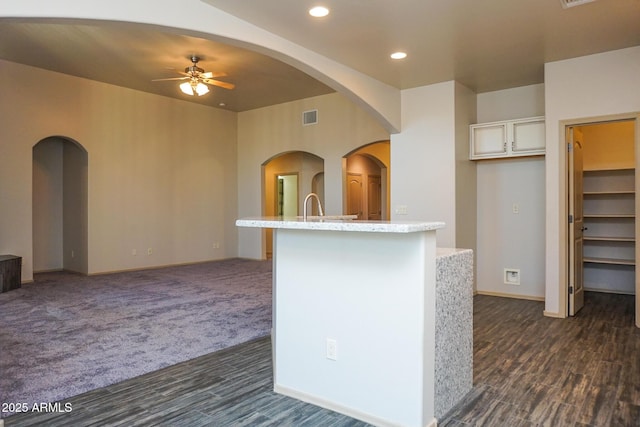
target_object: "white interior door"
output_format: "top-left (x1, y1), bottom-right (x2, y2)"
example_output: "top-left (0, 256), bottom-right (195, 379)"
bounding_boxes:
top-left (568, 127), bottom-right (585, 315)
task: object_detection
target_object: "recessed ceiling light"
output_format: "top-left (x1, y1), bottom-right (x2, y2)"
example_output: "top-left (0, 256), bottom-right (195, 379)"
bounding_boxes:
top-left (390, 52), bottom-right (407, 60)
top-left (309, 6), bottom-right (329, 17)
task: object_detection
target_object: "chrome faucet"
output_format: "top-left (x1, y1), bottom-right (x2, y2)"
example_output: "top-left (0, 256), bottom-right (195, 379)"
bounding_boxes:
top-left (303, 193), bottom-right (324, 221)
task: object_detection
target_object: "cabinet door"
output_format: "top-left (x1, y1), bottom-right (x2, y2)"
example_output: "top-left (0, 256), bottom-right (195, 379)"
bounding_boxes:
top-left (470, 123), bottom-right (507, 159)
top-left (511, 119), bottom-right (545, 155)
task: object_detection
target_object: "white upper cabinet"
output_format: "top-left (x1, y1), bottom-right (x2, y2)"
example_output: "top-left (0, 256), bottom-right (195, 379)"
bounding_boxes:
top-left (470, 116), bottom-right (545, 160)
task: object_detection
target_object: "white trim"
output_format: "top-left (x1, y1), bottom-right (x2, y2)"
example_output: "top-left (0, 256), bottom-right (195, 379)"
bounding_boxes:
top-left (543, 310), bottom-right (564, 318)
top-left (558, 113), bottom-right (640, 326)
top-left (476, 290), bottom-right (544, 302)
top-left (274, 384), bottom-right (437, 427)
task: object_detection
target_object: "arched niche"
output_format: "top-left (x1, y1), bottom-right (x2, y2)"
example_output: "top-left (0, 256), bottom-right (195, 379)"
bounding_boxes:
top-left (343, 141), bottom-right (390, 220)
top-left (262, 151), bottom-right (324, 258)
top-left (32, 136), bottom-right (88, 275)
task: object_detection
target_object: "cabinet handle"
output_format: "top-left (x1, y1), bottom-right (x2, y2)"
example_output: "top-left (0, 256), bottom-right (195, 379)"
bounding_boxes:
top-left (503, 142), bottom-right (507, 152)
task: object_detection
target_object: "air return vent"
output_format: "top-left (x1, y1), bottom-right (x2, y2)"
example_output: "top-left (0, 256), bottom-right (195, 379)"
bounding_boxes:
top-left (560, 0), bottom-right (597, 9)
top-left (303, 109), bottom-right (318, 126)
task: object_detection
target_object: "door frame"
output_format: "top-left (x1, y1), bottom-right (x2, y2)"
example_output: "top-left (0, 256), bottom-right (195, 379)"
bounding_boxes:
top-left (560, 113), bottom-right (640, 327)
top-left (567, 127), bottom-right (585, 315)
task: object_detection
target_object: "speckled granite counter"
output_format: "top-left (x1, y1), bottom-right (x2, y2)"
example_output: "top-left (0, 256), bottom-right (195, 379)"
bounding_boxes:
top-left (237, 217), bottom-right (471, 427)
top-left (236, 216), bottom-right (446, 233)
top-left (435, 248), bottom-right (474, 419)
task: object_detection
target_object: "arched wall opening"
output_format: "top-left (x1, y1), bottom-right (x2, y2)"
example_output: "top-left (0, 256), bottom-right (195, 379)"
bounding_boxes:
top-left (343, 141), bottom-right (390, 220)
top-left (262, 151), bottom-right (324, 258)
top-left (32, 136), bottom-right (88, 275)
top-left (0, 8), bottom-right (400, 133)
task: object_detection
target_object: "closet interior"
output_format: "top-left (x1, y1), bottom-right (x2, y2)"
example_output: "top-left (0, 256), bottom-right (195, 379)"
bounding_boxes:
top-left (580, 120), bottom-right (636, 295)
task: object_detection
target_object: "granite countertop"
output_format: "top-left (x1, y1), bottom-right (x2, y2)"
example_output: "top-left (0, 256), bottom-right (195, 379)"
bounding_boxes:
top-left (236, 216), bottom-right (445, 233)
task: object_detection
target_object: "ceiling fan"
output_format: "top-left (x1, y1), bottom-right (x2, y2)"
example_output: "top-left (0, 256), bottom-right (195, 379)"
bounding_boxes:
top-left (152, 55), bottom-right (235, 96)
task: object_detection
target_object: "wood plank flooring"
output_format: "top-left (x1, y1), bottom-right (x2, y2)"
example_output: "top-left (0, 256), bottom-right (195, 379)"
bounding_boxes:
top-left (4, 292), bottom-right (639, 426)
top-left (441, 292), bottom-right (640, 427)
top-left (3, 337), bottom-right (368, 427)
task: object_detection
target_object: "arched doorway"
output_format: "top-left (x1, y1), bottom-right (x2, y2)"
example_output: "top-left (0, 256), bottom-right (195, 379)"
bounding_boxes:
top-left (343, 141), bottom-right (390, 220)
top-left (33, 136), bottom-right (88, 274)
top-left (262, 151), bottom-right (324, 258)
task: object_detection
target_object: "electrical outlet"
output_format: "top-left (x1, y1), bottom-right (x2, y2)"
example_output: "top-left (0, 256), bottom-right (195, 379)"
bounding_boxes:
top-left (512, 203), bottom-right (519, 214)
top-left (147, 248), bottom-right (153, 255)
top-left (132, 249), bottom-right (137, 256)
top-left (395, 205), bottom-right (408, 215)
top-left (71, 250), bottom-right (75, 258)
top-left (212, 242), bottom-right (220, 249)
top-left (326, 338), bottom-right (338, 361)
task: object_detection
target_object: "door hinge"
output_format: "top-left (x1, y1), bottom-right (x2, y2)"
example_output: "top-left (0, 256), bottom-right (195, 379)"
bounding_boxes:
top-left (569, 286), bottom-right (574, 295)
top-left (568, 143), bottom-right (573, 152)
top-left (569, 214), bottom-right (574, 224)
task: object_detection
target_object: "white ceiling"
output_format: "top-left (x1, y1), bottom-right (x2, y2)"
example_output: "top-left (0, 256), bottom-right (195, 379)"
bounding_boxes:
top-left (1, 0), bottom-right (639, 112)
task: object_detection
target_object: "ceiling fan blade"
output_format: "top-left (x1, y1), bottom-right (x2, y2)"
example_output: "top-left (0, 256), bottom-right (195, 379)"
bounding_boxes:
top-left (202, 79), bottom-right (235, 90)
top-left (201, 71), bottom-right (228, 79)
top-left (151, 76), bottom-right (189, 82)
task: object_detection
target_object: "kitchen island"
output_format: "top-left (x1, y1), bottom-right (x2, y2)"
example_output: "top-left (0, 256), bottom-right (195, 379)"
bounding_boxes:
top-left (236, 217), bottom-right (472, 427)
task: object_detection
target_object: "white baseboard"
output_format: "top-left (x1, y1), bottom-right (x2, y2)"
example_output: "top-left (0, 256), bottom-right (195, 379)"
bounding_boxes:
top-left (543, 310), bottom-right (564, 318)
top-left (275, 384), bottom-right (437, 427)
top-left (476, 290), bottom-right (544, 302)
top-left (584, 287), bottom-right (635, 295)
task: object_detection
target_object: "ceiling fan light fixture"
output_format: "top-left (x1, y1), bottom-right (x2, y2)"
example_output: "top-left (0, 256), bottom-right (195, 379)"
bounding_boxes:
top-left (195, 82), bottom-right (210, 96)
top-left (179, 81), bottom-right (210, 96)
top-left (179, 81), bottom-right (195, 95)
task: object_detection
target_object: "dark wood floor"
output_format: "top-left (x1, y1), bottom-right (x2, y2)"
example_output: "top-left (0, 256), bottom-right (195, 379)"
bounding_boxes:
top-left (442, 292), bottom-right (640, 427)
top-left (4, 292), bottom-right (639, 427)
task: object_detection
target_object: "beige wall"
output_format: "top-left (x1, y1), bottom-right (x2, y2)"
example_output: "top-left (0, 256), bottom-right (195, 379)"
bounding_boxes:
top-left (237, 92), bottom-right (389, 259)
top-left (455, 82), bottom-right (478, 265)
top-left (581, 121), bottom-right (635, 170)
top-left (32, 139), bottom-right (64, 272)
top-left (0, 59), bottom-right (238, 280)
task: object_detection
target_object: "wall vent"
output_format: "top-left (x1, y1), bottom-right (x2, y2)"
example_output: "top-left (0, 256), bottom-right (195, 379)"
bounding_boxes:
top-left (303, 109), bottom-right (318, 126)
top-left (504, 269), bottom-right (521, 285)
top-left (560, 0), bottom-right (596, 9)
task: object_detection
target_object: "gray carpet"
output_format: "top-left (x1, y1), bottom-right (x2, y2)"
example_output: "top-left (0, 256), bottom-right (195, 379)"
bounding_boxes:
top-left (0, 258), bottom-right (272, 418)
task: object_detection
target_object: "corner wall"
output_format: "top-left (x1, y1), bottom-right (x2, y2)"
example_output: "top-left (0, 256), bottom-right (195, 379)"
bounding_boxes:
top-left (391, 82), bottom-right (457, 247)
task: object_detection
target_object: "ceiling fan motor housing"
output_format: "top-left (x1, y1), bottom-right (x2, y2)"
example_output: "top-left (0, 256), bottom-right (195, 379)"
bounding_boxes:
top-left (185, 64), bottom-right (204, 75)
top-left (186, 56), bottom-right (204, 75)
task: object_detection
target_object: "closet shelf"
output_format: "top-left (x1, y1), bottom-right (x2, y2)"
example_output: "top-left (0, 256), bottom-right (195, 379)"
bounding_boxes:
top-left (583, 167), bottom-right (635, 172)
top-left (584, 214), bottom-right (635, 218)
top-left (584, 236), bottom-right (636, 242)
top-left (583, 191), bottom-right (635, 195)
top-left (583, 257), bottom-right (636, 266)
